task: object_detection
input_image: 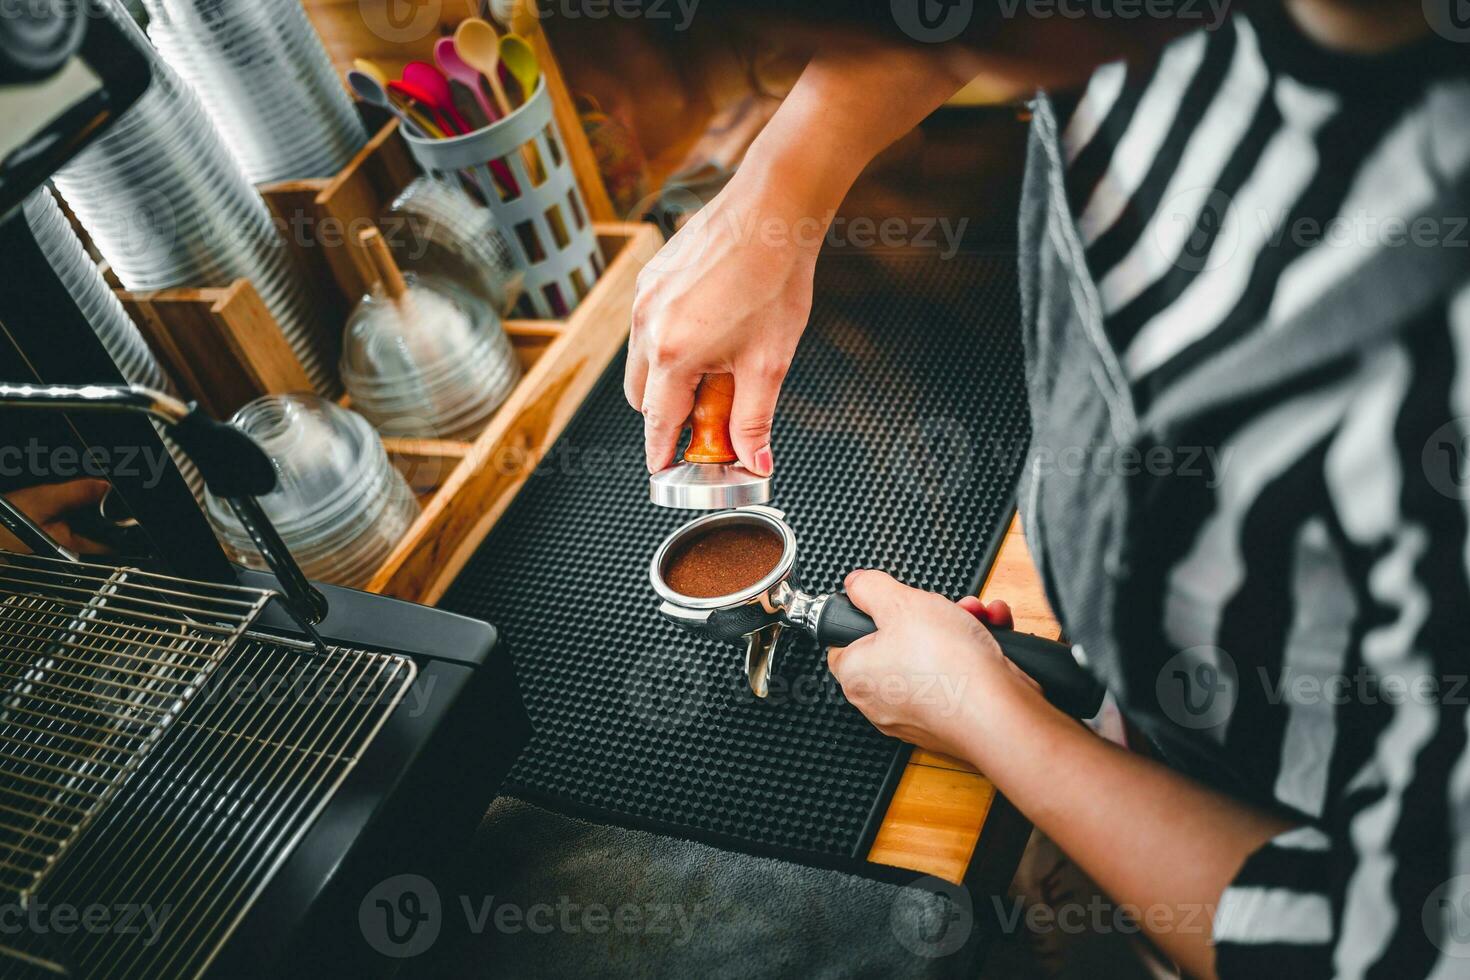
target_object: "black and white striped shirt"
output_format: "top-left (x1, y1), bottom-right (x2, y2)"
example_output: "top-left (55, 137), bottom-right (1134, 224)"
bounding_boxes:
top-left (1049, 8), bottom-right (1470, 975)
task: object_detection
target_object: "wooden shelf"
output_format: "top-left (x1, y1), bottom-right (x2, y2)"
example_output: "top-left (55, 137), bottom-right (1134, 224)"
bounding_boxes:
top-left (368, 223), bottom-right (658, 603)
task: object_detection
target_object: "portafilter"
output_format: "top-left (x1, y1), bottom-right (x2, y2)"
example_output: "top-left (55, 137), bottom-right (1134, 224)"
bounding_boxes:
top-left (651, 505), bottom-right (1106, 718)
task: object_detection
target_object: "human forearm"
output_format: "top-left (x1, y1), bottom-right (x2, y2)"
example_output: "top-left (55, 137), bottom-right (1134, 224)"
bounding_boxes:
top-left (956, 685), bottom-right (1294, 979)
top-left (727, 43), bottom-right (975, 233)
top-left (626, 43), bottom-right (970, 474)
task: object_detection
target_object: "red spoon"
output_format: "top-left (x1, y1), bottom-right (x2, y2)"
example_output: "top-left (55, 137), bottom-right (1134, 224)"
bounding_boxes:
top-left (403, 62), bottom-right (474, 135)
top-left (388, 79), bottom-right (461, 135)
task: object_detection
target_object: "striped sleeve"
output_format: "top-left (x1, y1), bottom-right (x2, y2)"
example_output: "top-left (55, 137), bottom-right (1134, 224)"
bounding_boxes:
top-left (1214, 826), bottom-right (1336, 975)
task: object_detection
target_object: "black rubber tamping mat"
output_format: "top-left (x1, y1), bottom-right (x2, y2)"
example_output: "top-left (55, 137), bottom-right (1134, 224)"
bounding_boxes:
top-left (442, 250), bottom-right (1031, 873)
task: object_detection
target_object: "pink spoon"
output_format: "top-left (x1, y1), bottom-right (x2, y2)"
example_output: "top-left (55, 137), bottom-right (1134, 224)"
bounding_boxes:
top-left (402, 62), bottom-right (473, 135)
top-left (434, 37), bottom-right (500, 124)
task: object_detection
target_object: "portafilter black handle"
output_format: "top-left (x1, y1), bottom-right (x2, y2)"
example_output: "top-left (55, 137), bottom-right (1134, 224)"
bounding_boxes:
top-left (815, 592), bottom-right (1106, 720)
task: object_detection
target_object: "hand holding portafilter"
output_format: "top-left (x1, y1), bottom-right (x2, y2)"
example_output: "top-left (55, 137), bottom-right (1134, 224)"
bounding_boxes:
top-left (650, 506), bottom-right (1106, 718)
top-left (649, 374), bottom-right (772, 510)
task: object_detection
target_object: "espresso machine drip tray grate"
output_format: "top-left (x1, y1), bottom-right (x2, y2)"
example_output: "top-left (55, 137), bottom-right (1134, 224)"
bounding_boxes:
top-left (0, 553), bottom-right (273, 906)
top-left (20, 637), bottom-right (416, 979)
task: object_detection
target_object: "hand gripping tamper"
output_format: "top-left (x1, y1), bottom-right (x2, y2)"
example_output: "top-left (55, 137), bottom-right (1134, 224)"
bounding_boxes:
top-left (648, 373), bottom-right (771, 510)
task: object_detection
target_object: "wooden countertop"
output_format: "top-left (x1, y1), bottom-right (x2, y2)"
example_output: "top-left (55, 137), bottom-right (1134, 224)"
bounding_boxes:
top-left (865, 513), bottom-right (1058, 884)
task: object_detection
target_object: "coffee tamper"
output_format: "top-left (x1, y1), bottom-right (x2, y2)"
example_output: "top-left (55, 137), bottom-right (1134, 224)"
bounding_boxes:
top-left (650, 505), bottom-right (1107, 718)
top-left (649, 374), bottom-right (771, 510)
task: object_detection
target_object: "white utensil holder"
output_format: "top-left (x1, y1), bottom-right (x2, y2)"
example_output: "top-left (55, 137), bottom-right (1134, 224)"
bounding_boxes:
top-left (402, 79), bottom-right (601, 319)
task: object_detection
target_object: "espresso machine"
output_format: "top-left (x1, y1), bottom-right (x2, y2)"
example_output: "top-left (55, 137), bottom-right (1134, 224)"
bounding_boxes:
top-left (0, 6), bottom-right (527, 976)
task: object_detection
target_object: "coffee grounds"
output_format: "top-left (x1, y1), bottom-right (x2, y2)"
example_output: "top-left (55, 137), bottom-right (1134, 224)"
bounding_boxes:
top-left (662, 523), bottom-right (785, 599)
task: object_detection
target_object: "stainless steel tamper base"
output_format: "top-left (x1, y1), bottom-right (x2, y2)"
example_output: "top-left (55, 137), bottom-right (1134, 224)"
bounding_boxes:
top-left (649, 461), bottom-right (772, 510)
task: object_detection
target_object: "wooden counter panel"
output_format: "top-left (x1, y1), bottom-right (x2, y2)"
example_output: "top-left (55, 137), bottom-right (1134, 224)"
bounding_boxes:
top-left (866, 514), bottom-right (1058, 885)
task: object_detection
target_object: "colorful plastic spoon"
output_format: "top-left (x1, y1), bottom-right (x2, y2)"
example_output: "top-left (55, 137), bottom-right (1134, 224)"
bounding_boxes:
top-left (388, 79), bottom-right (460, 135)
top-left (499, 33), bottom-right (539, 106)
top-left (434, 36), bottom-right (499, 124)
top-left (454, 17), bottom-right (513, 118)
top-left (403, 61), bottom-right (474, 134)
top-left (353, 57), bottom-right (390, 88)
top-left (347, 69), bottom-right (441, 138)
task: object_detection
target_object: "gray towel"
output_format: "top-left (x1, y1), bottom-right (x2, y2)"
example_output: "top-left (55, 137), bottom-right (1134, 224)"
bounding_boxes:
top-left (408, 797), bottom-right (988, 979)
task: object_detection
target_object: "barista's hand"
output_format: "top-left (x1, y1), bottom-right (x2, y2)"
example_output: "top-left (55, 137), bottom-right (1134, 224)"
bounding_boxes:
top-left (0, 479), bottom-right (111, 555)
top-left (827, 570), bottom-right (1039, 762)
top-left (625, 172), bottom-right (818, 476)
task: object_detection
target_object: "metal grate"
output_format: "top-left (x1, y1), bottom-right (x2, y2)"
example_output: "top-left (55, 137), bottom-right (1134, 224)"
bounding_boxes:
top-left (0, 554), bottom-right (273, 906)
top-left (18, 637), bottom-right (416, 979)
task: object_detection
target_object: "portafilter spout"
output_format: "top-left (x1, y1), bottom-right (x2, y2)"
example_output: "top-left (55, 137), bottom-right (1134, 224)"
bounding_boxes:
top-left (650, 505), bottom-right (1107, 718)
top-left (0, 382), bottom-right (330, 649)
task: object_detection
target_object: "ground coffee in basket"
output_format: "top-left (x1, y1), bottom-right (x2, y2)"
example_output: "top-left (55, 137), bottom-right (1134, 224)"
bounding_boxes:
top-left (662, 524), bottom-right (784, 599)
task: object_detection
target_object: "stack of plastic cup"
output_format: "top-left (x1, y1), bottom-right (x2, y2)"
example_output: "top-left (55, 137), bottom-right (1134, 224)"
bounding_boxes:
top-left (381, 176), bottom-right (524, 317)
top-left (141, 0), bottom-right (367, 185)
top-left (52, 2), bottom-right (338, 396)
top-left (21, 187), bottom-right (205, 503)
top-left (204, 395), bottom-right (419, 589)
top-left (340, 272), bottom-right (523, 440)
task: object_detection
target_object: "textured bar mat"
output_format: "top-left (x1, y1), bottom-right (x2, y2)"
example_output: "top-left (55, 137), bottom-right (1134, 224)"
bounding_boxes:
top-left (441, 250), bottom-right (1031, 870)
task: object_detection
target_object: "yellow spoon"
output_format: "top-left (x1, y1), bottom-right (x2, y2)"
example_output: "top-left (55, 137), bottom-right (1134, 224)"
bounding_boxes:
top-left (453, 17), bottom-right (512, 119)
top-left (499, 33), bottom-right (539, 106)
top-left (502, 34), bottom-right (547, 183)
top-left (353, 57), bottom-right (390, 88)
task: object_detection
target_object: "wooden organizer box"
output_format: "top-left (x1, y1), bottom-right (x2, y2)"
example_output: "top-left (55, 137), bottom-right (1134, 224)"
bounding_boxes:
top-left (119, 114), bottom-right (658, 605)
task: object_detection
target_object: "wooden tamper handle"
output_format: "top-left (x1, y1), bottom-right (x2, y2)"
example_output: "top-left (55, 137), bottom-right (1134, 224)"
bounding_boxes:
top-left (683, 374), bottom-right (738, 464)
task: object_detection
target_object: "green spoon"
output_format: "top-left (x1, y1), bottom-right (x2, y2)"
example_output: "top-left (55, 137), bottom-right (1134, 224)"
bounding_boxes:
top-left (499, 33), bottom-right (540, 106)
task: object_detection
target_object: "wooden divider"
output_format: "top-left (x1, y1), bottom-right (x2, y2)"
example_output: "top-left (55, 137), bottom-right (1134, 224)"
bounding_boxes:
top-left (368, 223), bottom-right (658, 603)
top-left (118, 280), bottom-right (315, 419)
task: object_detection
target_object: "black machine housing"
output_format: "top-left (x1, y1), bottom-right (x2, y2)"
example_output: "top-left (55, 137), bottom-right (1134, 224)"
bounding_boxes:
top-left (0, 6), bottom-right (530, 975)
